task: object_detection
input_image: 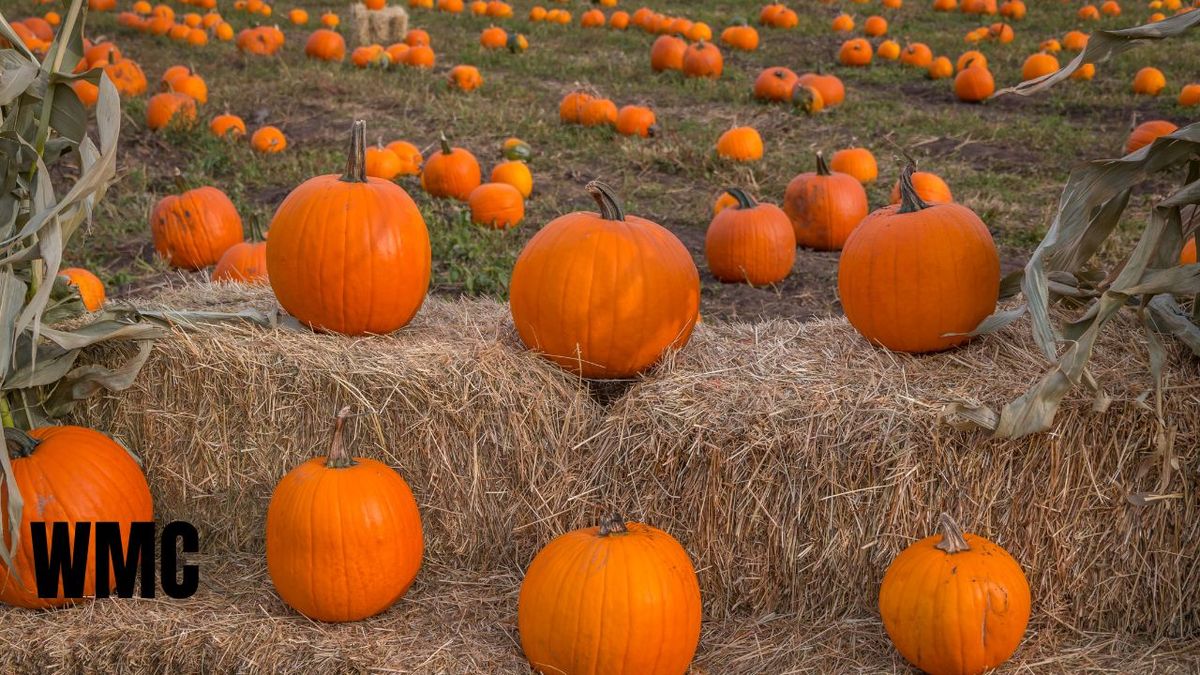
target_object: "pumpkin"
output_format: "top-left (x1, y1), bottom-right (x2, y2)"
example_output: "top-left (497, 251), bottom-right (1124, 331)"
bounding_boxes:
top-left (1039, 38), bottom-right (1061, 53)
top-left (796, 89), bottom-right (828, 115)
top-left (518, 515), bottom-right (702, 675)
top-left (1021, 52), bottom-right (1059, 80)
top-left (797, 72), bottom-right (844, 107)
top-left (581, 98), bottom-right (619, 127)
top-left (842, 165), bottom-right (999, 353)
top-left (480, 26), bottom-right (508, 49)
top-left (955, 62), bottom-right (995, 102)
top-left (209, 113), bottom-right (246, 139)
top-left (405, 29), bottom-right (431, 46)
top-left (508, 181), bottom-right (700, 378)
top-left (689, 22), bottom-right (714, 42)
top-left (320, 11), bottom-right (340, 27)
top-left (716, 126), bottom-right (764, 162)
top-left (213, 219), bottom-right (268, 284)
top-left (682, 41), bottom-right (723, 78)
top-left (351, 45), bottom-right (389, 69)
top-left (900, 42), bottom-right (933, 68)
top-left (305, 29), bottom-right (345, 61)
top-left (839, 38), bottom-right (873, 66)
top-left (1071, 63), bottom-right (1097, 81)
top-left (1181, 237), bottom-right (1197, 264)
top-left (927, 56), bottom-right (954, 80)
top-left (501, 137), bottom-right (532, 162)
top-left (385, 42), bottom-right (410, 64)
top-left (0, 426), bottom-right (154, 609)
top-left (832, 13), bottom-right (854, 31)
top-left (448, 64), bottom-right (484, 92)
top-left (1063, 30), bottom-right (1089, 51)
top-left (829, 147), bottom-right (878, 184)
top-left (251, 126), bottom-right (287, 153)
top-left (705, 188), bottom-right (796, 284)
top-left (581, 8), bottom-right (605, 27)
top-left (760, 3), bottom-right (785, 25)
top-left (650, 35), bottom-right (687, 72)
top-left (146, 92), bottom-right (196, 130)
top-left (387, 140), bottom-right (424, 175)
top-left (877, 39), bottom-right (901, 60)
top-left (1179, 83), bottom-right (1200, 106)
top-left (1125, 120), bottom-right (1178, 154)
top-left (529, 5), bottom-right (547, 20)
top-left (289, 8), bottom-right (308, 24)
top-left (889, 171), bottom-right (953, 204)
top-left (879, 514), bottom-right (1030, 674)
top-left (437, 0), bottom-right (464, 10)
top-left (365, 144), bottom-right (403, 180)
top-left (863, 15), bottom-right (888, 36)
top-left (59, 267), bottom-right (105, 311)
top-left (266, 121), bottom-right (431, 335)
top-left (783, 152), bottom-right (868, 251)
top-left (1132, 66), bottom-right (1166, 95)
top-left (104, 58), bottom-right (147, 96)
top-left (166, 71), bottom-right (207, 104)
top-left (404, 45), bottom-right (436, 68)
top-left (150, 185), bottom-right (243, 269)
top-left (266, 408), bottom-right (423, 622)
top-left (713, 191), bottom-right (738, 214)
top-left (934, 0), bottom-right (957, 9)
top-left (773, 7), bottom-right (800, 27)
top-left (72, 80), bottom-right (99, 108)
top-left (956, 50), bottom-right (987, 72)
top-left (720, 24), bottom-right (759, 51)
top-left (615, 105), bottom-right (657, 137)
top-left (559, 90), bottom-right (594, 124)
top-left (610, 10), bottom-right (630, 29)
top-left (422, 133), bottom-right (482, 201)
top-left (754, 67), bottom-right (799, 102)
top-left (469, 182), bottom-right (525, 229)
top-left (491, 160), bottom-right (533, 197)
top-left (1101, 0), bottom-right (1122, 14)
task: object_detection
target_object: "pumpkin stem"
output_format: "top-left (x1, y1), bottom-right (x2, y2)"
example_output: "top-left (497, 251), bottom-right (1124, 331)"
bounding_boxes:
top-left (325, 406), bottom-right (357, 469)
top-left (172, 169), bottom-right (187, 194)
top-left (248, 214), bottom-right (265, 243)
top-left (4, 428), bottom-right (39, 459)
top-left (815, 151), bottom-right (831, 176)
top-left (586, 180), bottom-right (626, 222)
top-left (438, 131), bottom-right (453, 157)
top-left (896, 163), bottom-right (931, 214)
top-left (341, 120), bottom-right (368, 184)
top-left (597, 513), bottom-right (628, 536)
top-left (724, 187), bottom-right (756, 210)
top-left (934, 513), bottom-right (971, 554)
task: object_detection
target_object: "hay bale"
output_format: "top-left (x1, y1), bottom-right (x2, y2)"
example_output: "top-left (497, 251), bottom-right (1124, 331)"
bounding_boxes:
top-left (348, 2), bottom-right (407, 47)
top-left (76, 283), bottom-right (1199, 638)
top-left (0, 554), bottom-right (1195, 673)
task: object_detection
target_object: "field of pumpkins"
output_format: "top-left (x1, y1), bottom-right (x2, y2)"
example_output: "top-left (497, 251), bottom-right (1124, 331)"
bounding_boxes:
top-left (0, 0), bottom-right (1199, 672)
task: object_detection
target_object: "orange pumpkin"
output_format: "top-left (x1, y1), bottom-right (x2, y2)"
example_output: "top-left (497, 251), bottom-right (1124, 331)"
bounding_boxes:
top-left (797, 72), bottom-right (844, 107)
top-left (580, 97), bottom-right (618, 127)
top-left (491, 160), bottom-right (533, 198)
top-left (150, 185), bottom-right (244, 269)
top-left (1178, 83), bottom-right (1200, 106)
top-left (365, 144), bottom-right (404, 180)
top-left (422, 134), bottom-right (482, 201)
top-left (59, 267), bottom-right (105, 311)
top-left (716, 126), bottom-right (763, 162)
top-left (266, 408), bottom-right (423, 622)
top-left (682, 41), bottom-right (723, 78)
top-left (448, 64), bottom-right (484, 92)
top-left (518, 516), bottom-right (702, 675)
top-left (842, 166), bottom-right (999, 353)
top-left (879, 514), bottom-right (1030, 674)
top-left (1132, 66), bottom-right (1166, 95)
top-left (0, 426), bottom-right (153, 608)
top-left (705, 188), bottom-right (796, 284)
top-left (266, 121), bottom-right (431, 335)
top-left (508, 181), bottom-right (700, 378)
top-left (615, 105), bottom-right (657, 137)
top-left (1125, 120), bottom-right (1178, 154)
top-left (469, 182), bottom-right (524, 229)
top-left (650, 34), bottom-right (687, 72)
top-left (900, 42), bottom-right (933, 68)
top-left (305, 29), bottom-right (345, 61)
top-left (839, 38), bottom-right (873, 67)
top-left (387, 140), bottom-right (424, 175)
top-left (213, 220), bottom-right (268, 284)
top-left (890, 171), bottom-right (954, 204)
top-left (720, 24), bottom-right (759, 51)
top-left (829, 147), bottom-right (878, 184)
top-left (251, 126), bottom-right (287, 153)
top-left (1021, 52), bottom-right (1059, 81)
top-left (1181, 237), bottom-right (1197, 265)
top-left (754, 67), bottom-right (799, 102)
top-left (559, 90), bottom-right (594, 124)
top-left (783, 152), bottom-right (869, 251)
top-left (955, 62), bottom-right (995, 102)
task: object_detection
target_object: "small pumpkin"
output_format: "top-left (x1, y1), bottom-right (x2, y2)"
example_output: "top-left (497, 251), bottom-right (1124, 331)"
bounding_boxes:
top-left (59, 267), bottom-right (105, 311)
top-left (754, 67), bottom-right (799, 102)
top-left (955, 62), bottom-right (995, 102)
top-left (1125, 119), bottom-right (1178, 154)
top-left (469, 182), bottom-right (525, 229)
top-left (366, 143), bottom-right (404, 180)
top-left (900, 42), bottom-right (933, 68)
top-left (422, 133), bottom-right (482, 201)
top-left (879, 514), bottom-right (1030, 674)
top-left (842, 165), bottom-right (998, 353)
top-left (491, 160), bottom-right (533, 198)
top-left (213, 219), bottom-right (269, 285)
top-left (831, 13), bottom-right (854, 31)
top-left (877, 39), bottom-right (901, 60)
top-left (559, 90), bottom-right (594, 124)
top-left (580, 8), bottom-right (605, 27)
top-left (266, 408), bottom-right (423, 622)
top-left (650, 34), bottom-right (687, 72)
top-left (1178, 83), bottom-right (1200, 106)
top-left (839, 38), bottom-right (873, 67)
top-left (720, 24), bottom-right (759, 51)
top-left (251, 126), bottom-right (287, 153)
top-left (927, 56), bottom-right (954, 80)
top-left (145, 92), bottom-right (195, 130)
top-left (1181, 237), bottom-right (1197, 265)
top-left (387, 140), bottom-right (424, 175)
top-left (508, 181), bottom-right (700, 378)
top-left (615, 105), bottom-right (658, 137)
top-left (889, 171), bottom-right (953, 204)
top-left (716, 126), bottom-right (764, 162)
top-left (705, 188), bottom-right (796, 285)
top-left (783, 152), bottom-right (869, 251)
top-left (210, 113), bottom-right (247, 139)
top-left (797, 72), bottom-right (844, 107)
top-left (518, 515), bottom-right (702, 675)
top-left (863, 15), bottom-right (888, 36)
top-left (1021, 52), bottom-right (1059, 81)
top-left (501, 137), bottom-right (532, 162)
top-left (829, 147), bottom-right (878, 184)
top-left (266, 121), bottom-right (431, 335)
top-left (480, 25), bottom-right (508, 49)
top-left (1132, 66), bottom-right (1166, 95)
top-left (448, 64), bottom-right (484, 92)
top-left (1062, 30), bottom-right (1089, 51)
top-left (150, 184), bottom-right (244, 269)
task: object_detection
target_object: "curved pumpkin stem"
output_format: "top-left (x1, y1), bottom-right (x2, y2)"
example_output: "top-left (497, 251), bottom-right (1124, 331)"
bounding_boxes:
top-left (248, 214), bottom-right (266, 243)
top-left (896, 163), bottom-right (931, 214)
top-left (325, 406), bottom-right (357, 469)
top-left (815, 151), bottom-right (831, 176)
top-left (934, 513), bottom-right (971, 554)
top-left (4, 428), bottom-right (39, 459)
top-left (341, 120), bottom-right (368, 184)
top-left (598, 513), bottom-right (628, 536)
top-left (438, 131), bottom-right (453, 157)
top-left (586, 180), bottom-right (626, 222)
top-left (724, 187), bottom-right (756, 210)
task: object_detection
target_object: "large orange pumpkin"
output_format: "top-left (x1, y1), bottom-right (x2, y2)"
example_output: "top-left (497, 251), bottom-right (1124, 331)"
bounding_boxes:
top-left (266, 408), bottom-right (423, 622)
top-left (509, 181), bottom-right (700, 379)
top-left (839, 165), bottom-right (999, 353)
top-left (421, 134), bottom-right (482, 201)
top-left (150, 185), bottom-right (244, 269)
top-left (705, 188), bottom-right (795, 285)
top-left (782, 152), bottom-right (868, 250)
top-left (879, 514), bottom-right (1031, 675)
top-left (518, 515), bottom-right (702, 675)
top-left (0, 426), bottom-right (153, 608)
top-left (266, 121), bottom-right (431, 335)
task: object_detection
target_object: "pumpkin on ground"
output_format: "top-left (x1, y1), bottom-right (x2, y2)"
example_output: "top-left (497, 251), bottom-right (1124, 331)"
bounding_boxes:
top-left (266, 408), bottom-right (424, 622)
top-left (422, 134), bottom-right (482, 200)
top-left (829, 147), bottom-right (878, 184)
top-left (0, 426), bottom-right (153, 608)
top-left (879, 514), bottom-right (1030, 675)
top-left (59, 267), bottom-right (106, 311)
top-left (251, 126), bottom-right (287, 153)
top-left (266, 121), bottom-right (431, 335)
top-left (518, 515), bottom-right (702, 675)
top-left (615, 105), bottom-right (657, 137)
top-left (150, 184), bottom-right (244, 269)
top-left (682, 41), bottom-right (723, 78)
top-left (469, 182), bottom-right (525, 229)
top-left (705, 188), bottom-right (796, 285)
top-left (1125, 119), bottom-right (1178, 153)
top-left (840, 165), bottom-right (999, 353)
top-left (754, 67), bottom-right (799, 102)
top-left (213, 219), bottom-right (268, 285)
top-left (650, 34), bottom-right (687, 72)
top-left (491, 160), bottom-right (533, 198)
top-left (716, 126), bottom-right (763, 162)
top-left (782, 152), bottom-right (868, 251)
top-left (889, 171), bottom-right (954, 204)
top-left (508, 181), bottom-right (700, 378)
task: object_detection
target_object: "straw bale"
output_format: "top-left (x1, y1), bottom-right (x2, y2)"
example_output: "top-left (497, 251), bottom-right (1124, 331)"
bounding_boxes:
top-left (72, 283), bottom-right (1199, 638)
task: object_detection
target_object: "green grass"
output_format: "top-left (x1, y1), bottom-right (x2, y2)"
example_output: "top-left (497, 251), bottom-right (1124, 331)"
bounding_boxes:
top-left (12, 0), bottom-right (1198, 314)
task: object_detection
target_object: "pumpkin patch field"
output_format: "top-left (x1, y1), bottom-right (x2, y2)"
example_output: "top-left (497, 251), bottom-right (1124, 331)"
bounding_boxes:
top-left (0, 0), bottom-right (1199, 673)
